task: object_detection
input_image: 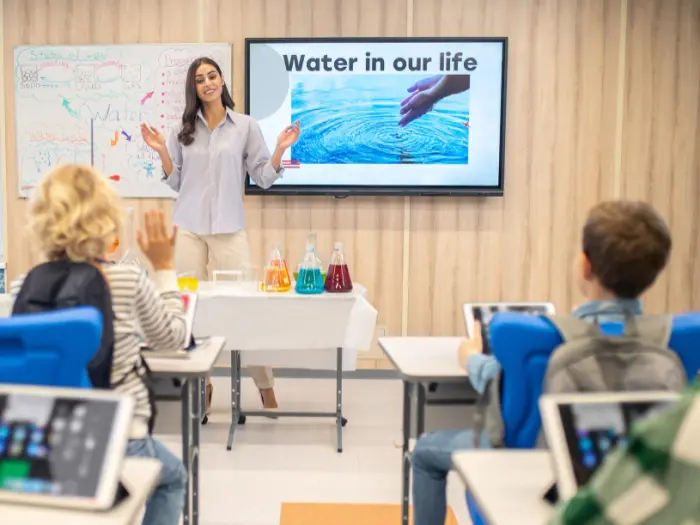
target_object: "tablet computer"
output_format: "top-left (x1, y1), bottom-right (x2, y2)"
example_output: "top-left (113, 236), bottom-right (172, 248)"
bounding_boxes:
top-left (462, 302), bottom-right (555, 353)
top-left (539, 391), bottom-right (678, 498)
top-left (0, 384), bottom-right (134, 510)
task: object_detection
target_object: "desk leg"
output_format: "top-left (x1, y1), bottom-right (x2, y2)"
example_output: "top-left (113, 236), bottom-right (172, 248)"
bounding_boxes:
top-left (181, 379), bottom-right (193, 525)
top-left (191, 377), bottom-right (201, 525)
top-left (226, 350), bottom-right (241, 451)
top-left (336, 347), bottom-right (343, 453)
top-left (402, 381), bottom-right (412, 525)
top-left (416, 383), bottom-right (426, 438)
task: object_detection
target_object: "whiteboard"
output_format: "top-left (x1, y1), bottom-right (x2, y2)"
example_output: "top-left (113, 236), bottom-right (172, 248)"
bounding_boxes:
top-left (14, 44), bottom-right (232, 198)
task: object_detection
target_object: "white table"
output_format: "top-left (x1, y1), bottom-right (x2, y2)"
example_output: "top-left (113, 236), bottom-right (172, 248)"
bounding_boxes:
top-left (452, 450), bottom-right (555, 524)
top-left (378, 337), bottom-right (469, 525)
top-left (193, 283), bottom-right (377, 453)
top-left (0, 458), bottom-right (161, 525)
top-left (145, 336), bottom-right (225, 525)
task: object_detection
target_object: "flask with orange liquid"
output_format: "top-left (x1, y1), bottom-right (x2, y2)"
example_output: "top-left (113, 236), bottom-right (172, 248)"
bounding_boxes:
top-left (263, 242), bottom-right (291, 292)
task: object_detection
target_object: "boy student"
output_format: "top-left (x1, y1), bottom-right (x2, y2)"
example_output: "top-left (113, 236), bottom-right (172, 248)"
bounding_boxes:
top-left (411, 201), bottom-right (673, 525)
top-left (12, 165), bottom-right (188, 525)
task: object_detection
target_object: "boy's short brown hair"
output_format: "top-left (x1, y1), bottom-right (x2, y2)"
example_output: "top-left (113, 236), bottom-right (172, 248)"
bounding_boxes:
top-left (582, 201), bottom-right (671, 299)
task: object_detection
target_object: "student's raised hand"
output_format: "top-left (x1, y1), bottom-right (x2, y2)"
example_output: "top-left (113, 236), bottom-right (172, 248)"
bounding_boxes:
top-left (136, 209), bottom-right (177, 271)
top-left (458, 320), bottom-right (484, 368)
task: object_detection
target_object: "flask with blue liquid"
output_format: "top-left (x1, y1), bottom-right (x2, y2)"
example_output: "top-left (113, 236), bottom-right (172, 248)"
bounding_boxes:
top-left (295, 240), bottom-right (324, 295)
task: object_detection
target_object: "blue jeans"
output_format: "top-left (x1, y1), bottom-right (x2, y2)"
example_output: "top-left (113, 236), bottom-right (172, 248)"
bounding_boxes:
top-left (412, 429), bottom-right (490, 525)
top-left (126, 437), bottom-right (188, 525)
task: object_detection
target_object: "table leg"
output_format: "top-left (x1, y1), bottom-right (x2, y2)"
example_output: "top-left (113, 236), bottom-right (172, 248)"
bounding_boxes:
top-left (191, 377), bottom-right (200, 525)
top-left (416, 382), bottom-right (426, 438)
top-left (200, 377), bottom-right (207, 425)
top-left (336, 347), bottom-right (343, 453)
top-left (181, 379), bottom-right (193, 525)
top-left (402, 380), bottom-right (412, 525)
top-left (226, 350), bottom-right (241, 451)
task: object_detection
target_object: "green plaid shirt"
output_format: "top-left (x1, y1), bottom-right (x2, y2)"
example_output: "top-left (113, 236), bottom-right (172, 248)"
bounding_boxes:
top-left (549, 380), bottom-right (700, 525)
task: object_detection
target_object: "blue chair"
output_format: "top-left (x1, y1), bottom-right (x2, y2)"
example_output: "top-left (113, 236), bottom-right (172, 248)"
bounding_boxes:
top-left (0, 307), bottom-right (103, 388)
top-left (466, 311), bottom-right (700, 523)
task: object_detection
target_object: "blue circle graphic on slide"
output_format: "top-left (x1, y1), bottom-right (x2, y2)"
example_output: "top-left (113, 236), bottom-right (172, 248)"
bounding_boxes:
top-left (248, 45), bottom-right (290, 120)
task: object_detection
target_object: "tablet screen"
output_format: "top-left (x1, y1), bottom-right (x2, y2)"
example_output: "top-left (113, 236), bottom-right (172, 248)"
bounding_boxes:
top-left (0, 393), bottom-right (119, 498)
top-left (468, 304), bottom-right (553, 354)
top-left (558, 401), bottom-right (673, 486)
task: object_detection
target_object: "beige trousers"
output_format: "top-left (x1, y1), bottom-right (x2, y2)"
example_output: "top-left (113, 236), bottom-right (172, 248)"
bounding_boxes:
top-left (176, 229), bottom-right (274, 390)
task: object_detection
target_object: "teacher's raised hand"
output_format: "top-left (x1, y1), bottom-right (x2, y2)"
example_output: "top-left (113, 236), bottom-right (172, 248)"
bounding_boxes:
top-left (276, 120), bottom-right (301, 150)
top-left (141, 122), bottom-right (166, 153)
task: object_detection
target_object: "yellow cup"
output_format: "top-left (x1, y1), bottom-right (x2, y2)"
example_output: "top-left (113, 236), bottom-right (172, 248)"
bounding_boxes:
top-left (177, 274), bottom-right (199, 292)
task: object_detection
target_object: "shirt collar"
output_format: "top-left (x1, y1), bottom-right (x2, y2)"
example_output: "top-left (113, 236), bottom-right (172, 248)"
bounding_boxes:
top-left (196, 107), bottom-right (236, 126)
top-left (572, 299), bottom-right (643, 321)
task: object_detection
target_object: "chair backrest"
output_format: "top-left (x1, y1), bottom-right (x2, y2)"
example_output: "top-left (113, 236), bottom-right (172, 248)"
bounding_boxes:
top-left (489, 312), bottom-right (700, 448)
top-left (0, 307), bottom-right (102, 388)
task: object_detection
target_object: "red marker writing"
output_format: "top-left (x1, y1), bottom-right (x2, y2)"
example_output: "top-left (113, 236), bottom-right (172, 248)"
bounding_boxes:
top-left (109, 175), bottom-right (120, 182)
top-left (140, 90), bottom-right (154, 105)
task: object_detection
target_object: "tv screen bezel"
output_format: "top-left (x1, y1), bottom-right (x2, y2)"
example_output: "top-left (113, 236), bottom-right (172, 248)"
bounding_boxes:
top-left (244, 36), bottom-right (508, 198)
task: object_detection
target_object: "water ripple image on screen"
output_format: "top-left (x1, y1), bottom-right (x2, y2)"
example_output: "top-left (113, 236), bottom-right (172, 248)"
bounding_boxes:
top-left (291, 74), bottom-right (470, 165)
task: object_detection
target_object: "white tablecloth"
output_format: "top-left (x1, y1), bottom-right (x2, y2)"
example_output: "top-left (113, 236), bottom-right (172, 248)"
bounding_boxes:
top-left (194, 283), bottom-right (378, 371)
top-left (0, 283), bottom-right (379, 371)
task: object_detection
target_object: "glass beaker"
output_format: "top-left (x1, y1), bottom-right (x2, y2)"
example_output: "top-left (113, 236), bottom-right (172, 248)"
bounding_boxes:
top-left (263, 243), bottom-right (291, 292)
top-left (177, 272), bottom-right (199, 292)
top-left (295, 242), bottom-right (324, 295)
top-left (325, 242), bottom-right (353, 293)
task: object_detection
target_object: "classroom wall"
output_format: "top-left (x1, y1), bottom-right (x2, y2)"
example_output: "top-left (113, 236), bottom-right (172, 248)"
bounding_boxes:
top-left (1, 0), bottom-right (698, 369)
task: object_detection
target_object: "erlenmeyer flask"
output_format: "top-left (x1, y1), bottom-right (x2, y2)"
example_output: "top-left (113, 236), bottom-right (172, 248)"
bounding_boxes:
top-left (295, 242), bottom-right (324, 295)
top-left (325, 242), bottom-right (353, 293)
top-left (263, 242), bottom-right (291, 292)
top-left (118, 207), bottom-right (144, 267)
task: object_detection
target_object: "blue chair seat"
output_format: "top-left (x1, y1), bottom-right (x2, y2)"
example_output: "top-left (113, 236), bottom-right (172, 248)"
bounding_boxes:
top-left (0, 307), bottom-right (103, 388)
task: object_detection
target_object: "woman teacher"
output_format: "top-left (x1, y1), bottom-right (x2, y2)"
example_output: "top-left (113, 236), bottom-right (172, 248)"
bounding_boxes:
top-left (141, 57), bottom-right (300, 415)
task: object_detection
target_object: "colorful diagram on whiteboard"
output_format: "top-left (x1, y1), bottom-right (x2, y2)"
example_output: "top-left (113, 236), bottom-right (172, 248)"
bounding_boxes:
top-left (14, 44), bottom-right (231, 198)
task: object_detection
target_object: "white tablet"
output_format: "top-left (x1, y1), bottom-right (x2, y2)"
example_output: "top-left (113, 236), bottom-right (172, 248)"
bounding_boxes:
top-left (462, 302), bottom-right (556, 339)
top-left (539, 391), bottom-right (678, 498)
top-left (0, 384), bottom-right (134, 510)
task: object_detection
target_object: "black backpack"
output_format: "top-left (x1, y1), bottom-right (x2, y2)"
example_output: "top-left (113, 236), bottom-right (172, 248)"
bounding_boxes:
top-left (12, 260), bottom-right (158, 433)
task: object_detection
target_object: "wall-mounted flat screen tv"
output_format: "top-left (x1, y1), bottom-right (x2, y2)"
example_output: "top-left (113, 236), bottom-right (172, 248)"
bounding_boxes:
top-left (245, 37), bottom-right (508, 197)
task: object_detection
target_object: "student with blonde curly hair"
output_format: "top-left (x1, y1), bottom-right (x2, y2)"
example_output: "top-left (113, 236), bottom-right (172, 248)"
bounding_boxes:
top-left (12, 164), bottom-right (188, 525)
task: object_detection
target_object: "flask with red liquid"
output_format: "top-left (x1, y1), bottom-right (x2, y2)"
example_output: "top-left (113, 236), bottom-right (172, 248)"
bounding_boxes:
top-left (325, 242), bottom-right (353, 293)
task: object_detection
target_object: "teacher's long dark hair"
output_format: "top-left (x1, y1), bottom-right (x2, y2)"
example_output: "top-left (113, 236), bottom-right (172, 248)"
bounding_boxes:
top-left (178, 57), bottom-right (235, 146)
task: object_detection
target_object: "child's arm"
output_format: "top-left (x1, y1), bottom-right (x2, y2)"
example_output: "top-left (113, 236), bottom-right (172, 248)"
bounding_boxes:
top-left (134, 269), bottom-right (187, 352)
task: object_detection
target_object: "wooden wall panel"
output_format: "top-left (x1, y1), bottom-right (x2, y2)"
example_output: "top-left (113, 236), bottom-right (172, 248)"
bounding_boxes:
top-left (408, 0), bottom-right (622, 336)
top-left (2, 0), bottom-right (197, 279)
top-left (620, 0), bottom-right (700, 314)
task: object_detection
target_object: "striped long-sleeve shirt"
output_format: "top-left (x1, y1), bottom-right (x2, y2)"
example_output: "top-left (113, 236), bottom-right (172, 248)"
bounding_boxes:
top-left (12, 265), bottom-right (186, 439)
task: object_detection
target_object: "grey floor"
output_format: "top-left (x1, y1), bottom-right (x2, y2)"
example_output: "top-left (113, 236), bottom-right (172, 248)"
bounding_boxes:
top-left (152, 376), bottom-right (476, 525)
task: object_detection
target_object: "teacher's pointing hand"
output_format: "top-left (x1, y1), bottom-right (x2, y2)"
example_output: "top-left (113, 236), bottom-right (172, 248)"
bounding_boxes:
top-left (277, 120), bottom-right (301, 150)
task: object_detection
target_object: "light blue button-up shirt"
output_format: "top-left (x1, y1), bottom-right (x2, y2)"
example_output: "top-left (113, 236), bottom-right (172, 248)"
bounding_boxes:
top-left (163, 109), bottom-right (283, 235)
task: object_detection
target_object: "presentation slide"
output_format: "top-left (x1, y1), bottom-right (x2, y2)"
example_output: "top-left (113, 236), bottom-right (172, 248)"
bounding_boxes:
top-left (246, 38), bottom-right (507, 195)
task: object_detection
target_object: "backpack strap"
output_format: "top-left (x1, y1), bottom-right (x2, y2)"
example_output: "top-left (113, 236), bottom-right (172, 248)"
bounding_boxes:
top-left (546, 315), bottom-right (599, 341)
top-left (623, 315), bottom-right (673, 346)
